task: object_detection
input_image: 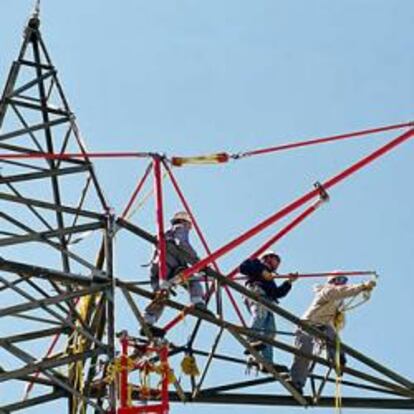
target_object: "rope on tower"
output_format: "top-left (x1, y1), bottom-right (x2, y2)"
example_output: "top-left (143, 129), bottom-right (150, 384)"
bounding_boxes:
top-left (164, 121), bottom-right (414, 167)
top-left (230, 121), bottom-right (414, 160)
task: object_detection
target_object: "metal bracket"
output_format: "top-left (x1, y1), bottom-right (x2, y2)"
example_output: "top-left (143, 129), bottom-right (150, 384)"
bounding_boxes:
top-left (314, 181), bottom-right (330, 202)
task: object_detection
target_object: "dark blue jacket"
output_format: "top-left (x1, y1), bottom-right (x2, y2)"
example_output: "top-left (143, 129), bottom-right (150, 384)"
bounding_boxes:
top-left (239, 258), bottom-right (292, 302)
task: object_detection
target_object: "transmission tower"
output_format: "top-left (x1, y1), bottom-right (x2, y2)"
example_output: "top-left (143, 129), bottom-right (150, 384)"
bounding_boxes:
top-left (1, 9), bottom-right (414, 414)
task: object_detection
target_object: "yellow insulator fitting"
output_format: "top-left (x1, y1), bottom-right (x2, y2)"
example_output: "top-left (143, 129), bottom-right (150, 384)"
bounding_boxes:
top-left (171, 153), bottom-right (229, 167)
top-left (180, 354), bottom-right (200, 376)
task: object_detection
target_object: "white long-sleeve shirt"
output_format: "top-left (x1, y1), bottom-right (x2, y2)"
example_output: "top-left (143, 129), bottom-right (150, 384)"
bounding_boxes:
top-left (302, 283), bottom-right (366, 326)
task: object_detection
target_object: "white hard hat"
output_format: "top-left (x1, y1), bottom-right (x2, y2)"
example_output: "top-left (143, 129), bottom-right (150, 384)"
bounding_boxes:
top-left (260, 250), bottom-right (280, 261)
top-left (171, 211), bottom-right (192, 224)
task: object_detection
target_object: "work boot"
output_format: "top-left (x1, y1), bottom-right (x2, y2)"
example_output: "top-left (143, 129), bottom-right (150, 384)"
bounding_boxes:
top-left (243, 341), bottom-right (266, 355)
top-left (260, 363), bottom-right (289, 374)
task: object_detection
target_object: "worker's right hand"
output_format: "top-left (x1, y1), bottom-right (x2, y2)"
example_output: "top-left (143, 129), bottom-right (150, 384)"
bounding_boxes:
top-left (363, 280), bottom-right (376, 291)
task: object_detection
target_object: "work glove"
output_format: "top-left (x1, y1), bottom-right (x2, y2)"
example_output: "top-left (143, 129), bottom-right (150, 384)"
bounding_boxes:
top-left (262, 270), bottom-right (275, 281)
top-left (363, 279), bottom-right (376, 291)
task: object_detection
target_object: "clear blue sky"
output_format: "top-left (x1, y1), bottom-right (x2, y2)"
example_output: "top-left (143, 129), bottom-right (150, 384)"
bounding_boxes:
top-left (1, 1), bottom-right (414, 413)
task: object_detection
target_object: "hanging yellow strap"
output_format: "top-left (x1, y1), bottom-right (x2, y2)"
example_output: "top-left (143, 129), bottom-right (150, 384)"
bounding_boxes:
top-left (68, 239), bottom-right (106, 414)
top-left (331, 278), bottom-right (377, 414)
top-left (127, 384), bottom-right (133, 407)
top-left (335, 374), bottom-right (342, 414)
top-left (171, 153), bottom-right (229, 167)
top-left (334, 333), bottom-right (343, 414)
top-left (334, 310), bottom-right (345, 331)
top-left (104, 357), bottom-right (135, 384)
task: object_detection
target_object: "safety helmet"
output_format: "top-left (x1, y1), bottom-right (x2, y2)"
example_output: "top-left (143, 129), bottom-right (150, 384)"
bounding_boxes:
top-left (327, 272), bottom-right (348, 285)
top-left (260, 250), bottom-right (281, 262)
top-left (171, 211), bottom-right (192, 225)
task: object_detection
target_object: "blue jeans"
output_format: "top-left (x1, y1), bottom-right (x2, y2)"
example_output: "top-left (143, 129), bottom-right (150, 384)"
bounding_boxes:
top-left (249, 287), bottom-right (276, 363)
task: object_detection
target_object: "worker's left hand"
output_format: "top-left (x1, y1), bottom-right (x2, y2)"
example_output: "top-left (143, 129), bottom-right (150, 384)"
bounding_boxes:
top-left (363, 279), bottom-right (377, 291)
top-left (288, 272), bottom-right (299, 283)
top-left (262, 270), bottom-right (275, 281)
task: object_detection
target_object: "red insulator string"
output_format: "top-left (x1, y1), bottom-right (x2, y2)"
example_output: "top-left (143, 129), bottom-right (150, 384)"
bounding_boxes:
top-left (235, 121), bottom-right (414, 159)
top-left (0, 122), bottom-right (411, 163)
top-left (176, 128), bottom-right (414, 286)
top-left (162, 160), bottom-right (247, 327)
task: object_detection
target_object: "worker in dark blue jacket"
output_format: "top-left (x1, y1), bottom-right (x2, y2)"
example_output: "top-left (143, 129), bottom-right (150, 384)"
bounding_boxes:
top-left (240, 250), bottom-right (298, 366)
